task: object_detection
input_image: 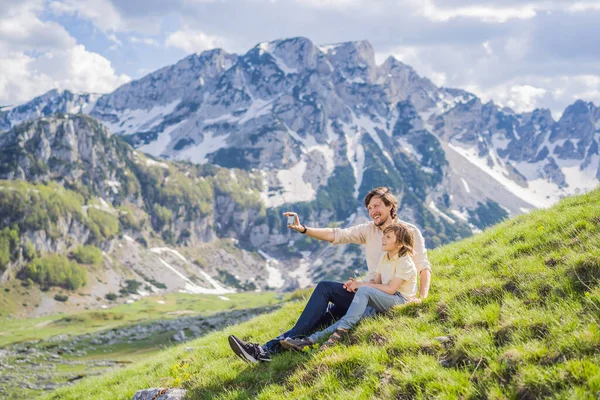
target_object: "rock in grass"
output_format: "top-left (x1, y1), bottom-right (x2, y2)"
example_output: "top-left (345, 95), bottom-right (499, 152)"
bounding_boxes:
top-left (434, 336), bottom-right (451, 344)
top-left (132, 388), bottom-right (187, 400)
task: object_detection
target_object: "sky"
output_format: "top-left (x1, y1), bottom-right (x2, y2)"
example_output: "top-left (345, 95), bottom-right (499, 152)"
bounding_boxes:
top-left (1, 0), bottom-right (599, 119)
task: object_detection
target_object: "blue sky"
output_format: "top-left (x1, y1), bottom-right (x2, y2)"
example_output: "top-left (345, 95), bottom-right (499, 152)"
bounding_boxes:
top-left (1, 0), bottom-right (599, 118)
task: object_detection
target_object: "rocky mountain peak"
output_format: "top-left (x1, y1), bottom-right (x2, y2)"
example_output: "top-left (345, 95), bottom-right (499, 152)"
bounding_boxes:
top-left (319, 40), bottom-right (377, 83)
top-left (550, 99), bottom-right (600, 154)
top-left (258, 37), bottom-right (322, 72)
top-left (0, 90), bottom-right (99, 132)
top-left (92, 48), bottom-right (237, 118)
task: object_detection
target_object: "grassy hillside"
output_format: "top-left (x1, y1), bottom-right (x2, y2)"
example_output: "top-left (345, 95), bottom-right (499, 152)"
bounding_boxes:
top-left (42, 188), bottom-right (600, 399)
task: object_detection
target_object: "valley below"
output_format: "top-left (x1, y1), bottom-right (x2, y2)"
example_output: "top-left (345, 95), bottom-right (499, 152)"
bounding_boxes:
top-left (0, 292), bottom-right (286, 399)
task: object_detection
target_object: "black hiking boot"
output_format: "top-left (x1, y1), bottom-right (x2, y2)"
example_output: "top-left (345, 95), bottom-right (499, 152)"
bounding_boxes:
top-left (228, 335), bottom-right (271, 363)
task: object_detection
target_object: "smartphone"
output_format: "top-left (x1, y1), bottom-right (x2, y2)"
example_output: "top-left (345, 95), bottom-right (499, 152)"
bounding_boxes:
top-left (287, 215), bottom-right (295, 225)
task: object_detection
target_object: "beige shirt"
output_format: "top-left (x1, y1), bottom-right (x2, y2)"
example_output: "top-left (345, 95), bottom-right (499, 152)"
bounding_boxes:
top-left (375, 253), bottom-right (417, 298)
top-left (331, 219), bottom-right (431, 282)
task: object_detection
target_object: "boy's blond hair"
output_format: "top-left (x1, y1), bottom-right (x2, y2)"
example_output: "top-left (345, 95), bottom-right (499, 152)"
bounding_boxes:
top-left (383, 223), bottom-right (414, 258)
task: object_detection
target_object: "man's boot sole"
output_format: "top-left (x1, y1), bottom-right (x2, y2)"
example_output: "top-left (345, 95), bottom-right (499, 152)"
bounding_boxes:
top-left (228, 335), bottom-right (258, 363)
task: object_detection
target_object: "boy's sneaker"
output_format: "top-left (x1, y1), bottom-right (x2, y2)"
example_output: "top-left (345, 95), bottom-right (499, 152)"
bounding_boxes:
top-left (280, 337), bottom-right (314, 352)
top-left (228, 335), bottom-right (271, 363)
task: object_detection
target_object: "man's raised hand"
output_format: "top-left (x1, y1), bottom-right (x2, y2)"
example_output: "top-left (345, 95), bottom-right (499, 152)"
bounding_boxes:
top-left (283, 212), bottom-right (304, 233)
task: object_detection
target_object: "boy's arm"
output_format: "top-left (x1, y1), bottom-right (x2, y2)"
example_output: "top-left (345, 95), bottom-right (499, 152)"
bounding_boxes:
top-left (351, 277), bottom-right (404, 295)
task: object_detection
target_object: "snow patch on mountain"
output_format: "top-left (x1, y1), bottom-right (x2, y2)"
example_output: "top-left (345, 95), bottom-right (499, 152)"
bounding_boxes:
top-left (204, 113), bottom-right (238, 124)
top-left (258, 250), bottom-right (285, 289)
top-left (354, 113), bottom-right (394, 164)
top-left (460, 178), bottom-right (471, 193)
top-left (318, 43), bottom-right (343, 54)
top-left (450, 208), bottom-right (469, 222)
top-left (289, 257), bottom-right (313, 289)
top-left (428, 200), bottom-right (456, 224)
top-left (179, 131), bottom-right (230, 164)
top-left (103, 100), bottom-right (181, 136)
top-left (239, 98), bottom-right (274, 124)
top-left (138, 121), bottom-right (186, 157)
top-left (267, 160), bottom-right (316, 207)
top-left (258, 42), bottom-right (298, 75)
top-left (514, 155), bottom-right (600, 203)
top-left (338, 119), bottom-right (366, 197)
top-left (285, 124), bottom-right (334, 175)
top-left (448, 141), bottom-right (555, 208)
top-left (397, 137), bottom-right (421, 161)
top-left (150, 247), bottom-right (235, 294)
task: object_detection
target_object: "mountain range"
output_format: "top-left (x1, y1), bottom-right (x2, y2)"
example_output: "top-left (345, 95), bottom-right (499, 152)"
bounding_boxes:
top-left (0, 37), bottom-right (598, 315)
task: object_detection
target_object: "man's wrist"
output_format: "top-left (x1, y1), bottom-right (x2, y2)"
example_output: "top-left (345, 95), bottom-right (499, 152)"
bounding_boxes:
top-left (300, 225), bottom-right (308, 234)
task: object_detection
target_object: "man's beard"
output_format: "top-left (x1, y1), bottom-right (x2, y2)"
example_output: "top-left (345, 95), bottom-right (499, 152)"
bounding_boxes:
top-left (374, 215), bottom-right (389, 227)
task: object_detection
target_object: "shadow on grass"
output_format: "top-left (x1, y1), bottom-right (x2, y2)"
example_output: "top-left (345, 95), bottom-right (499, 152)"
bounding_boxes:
top-left (186, 351), bottom-right (311, 399)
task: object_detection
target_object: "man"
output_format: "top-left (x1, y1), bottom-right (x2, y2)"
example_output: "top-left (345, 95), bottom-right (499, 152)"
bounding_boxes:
top-left (228, 187), bottom-right (432, 362)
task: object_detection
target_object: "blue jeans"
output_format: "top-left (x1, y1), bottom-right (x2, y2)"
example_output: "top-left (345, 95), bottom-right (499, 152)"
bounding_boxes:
top-left (263, 281), bottom-right (355, 354)
top-left (309, 286), bottom-right (407, 342)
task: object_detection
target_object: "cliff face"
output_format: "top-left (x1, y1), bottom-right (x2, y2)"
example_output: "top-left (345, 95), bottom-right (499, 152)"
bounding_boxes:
top-left (0, 115), bottom-right (274, 315)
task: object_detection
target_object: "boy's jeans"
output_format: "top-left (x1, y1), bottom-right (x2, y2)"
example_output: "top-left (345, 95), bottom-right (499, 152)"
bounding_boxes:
top-left (263, 281), bottom-right (377, 354)
top-left (309, 286), bottom-right (407, 342)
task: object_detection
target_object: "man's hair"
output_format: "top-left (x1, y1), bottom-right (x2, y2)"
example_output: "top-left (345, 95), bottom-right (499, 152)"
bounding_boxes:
top-left (364, 187), bottom-right (399, 219)
top-left (383, 223), bottom-right (414, 257)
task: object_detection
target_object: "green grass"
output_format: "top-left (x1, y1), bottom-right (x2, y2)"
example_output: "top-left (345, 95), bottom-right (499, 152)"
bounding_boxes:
top-left (42, 188), bottom-right (600, 399)
top-left (0, 292), bottom-right (284, 347)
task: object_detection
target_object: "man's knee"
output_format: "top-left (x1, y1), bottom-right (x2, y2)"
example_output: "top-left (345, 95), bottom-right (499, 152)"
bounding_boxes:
top-left (315, 281), bottom-right (342, 293)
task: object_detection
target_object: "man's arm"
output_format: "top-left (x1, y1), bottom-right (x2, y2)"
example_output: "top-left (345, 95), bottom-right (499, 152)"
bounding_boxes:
top-left (283, 212), bottom-right (366, 244)
top-left (304, 227), bottom-right (335, 242)
top-left (405, 223), bottom-right (432, 299)
top-left (283, 212), bottom-right (335, 241)
top-left (418, 269), bottom-right (431, 299)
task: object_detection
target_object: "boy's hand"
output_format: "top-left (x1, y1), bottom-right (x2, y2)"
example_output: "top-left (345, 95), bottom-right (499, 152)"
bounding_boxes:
top-left (343, 277), bottom-right (355, 292)
top-left (347, 281), bottom-right (361, 293)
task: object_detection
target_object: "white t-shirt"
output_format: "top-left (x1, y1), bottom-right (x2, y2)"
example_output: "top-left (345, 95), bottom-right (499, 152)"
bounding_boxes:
top-left (331, 219), bottom-right (431, 282)
top-left (375, 252), bottom-right (417, 298)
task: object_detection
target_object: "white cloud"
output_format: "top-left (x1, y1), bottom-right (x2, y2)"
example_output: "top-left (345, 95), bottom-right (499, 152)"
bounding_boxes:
top-left (482, 41), bottom-right (492, 55)
top-left (381, 37), bottom-right (600, 119)
top-left (165, 29), bottom-right (227, 53)
top-left (0, 5), bottom-right (75, 52)
top-left (568, 2), bottom-right (600, 12)
top-left (0, 46), bottom-right (130, 105)
top-left (0, 1), bottom-right (130, 106)
top-left (107, 33), bottom-right (123, 50)
top-left (505, 85), bottom-right (547, 111)
top-left (291, 0), bottom-right (362, 8)
top-left (129, 36), bottom-right (160, 46)
top-left (49, 0), bottom-right (124, 32)
top-left (466, 76), bottom-right (600, 118)
top-left (412, 0), bottom-right (538, 23)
